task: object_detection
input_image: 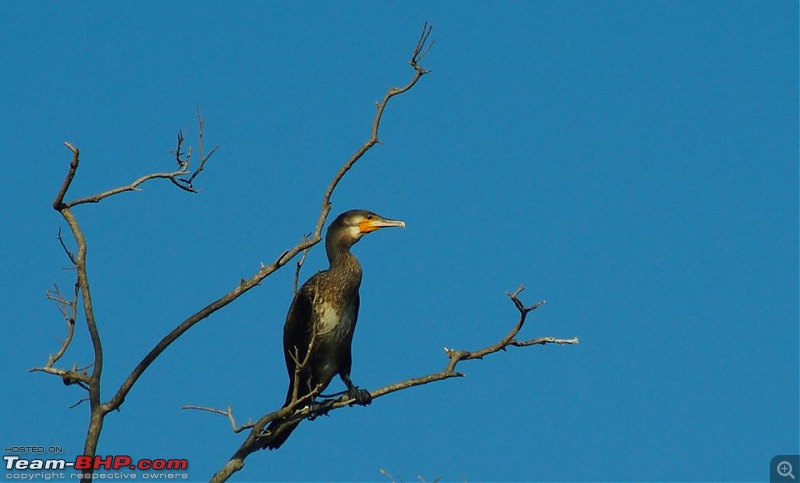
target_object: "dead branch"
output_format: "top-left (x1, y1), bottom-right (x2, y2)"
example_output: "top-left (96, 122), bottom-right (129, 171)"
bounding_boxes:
top-left (205, 282), bottom-right (577, 482)
top-left (203, 26), bottom-right (435, 483)
top-left (38, 22), bottom-right (571, 483)
top-left (44, 283), bottom-right (77, 362)
top-left (63, 112), bottom-right (213, 207)
top-left (57, 228), bottom-right (77, 265)
top-left (69, 397), bottom-right (91, 409)
top-left (40, 23), bottom-right (431, 480)
top-left (182, 405), bottom-right (253, 433)
top-left (105, 22), bottom-right (433, 427)
top-left (52, 142), bottom-right (80, 210)
top-left (40, 114), bottom-right (216, 478)
top-left (182, 107), bottom-right (218, 187)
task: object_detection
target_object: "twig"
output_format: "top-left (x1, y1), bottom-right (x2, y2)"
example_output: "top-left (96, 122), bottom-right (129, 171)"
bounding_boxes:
top-left (171, 130), bottom-right (187, 169)
top-left (57, 228), bottom-right (77, 265)
top-left (412, 22), bottom-right (435, 64)
top-left (183, 107), bottom-right (218, 187)
top-left (182, 405), bottom-right (253, 433)
top-left (293, 236), bottom-right (311, 295)
top-left (70, 397), bottom-right (90, 409)
top-left (38, 282), bottom-right (78, 368)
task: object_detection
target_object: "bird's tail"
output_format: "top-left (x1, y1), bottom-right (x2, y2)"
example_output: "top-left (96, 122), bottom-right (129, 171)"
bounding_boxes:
top-left (263, 383), bottom-right (305, 450)
top-left (263, 417), bottom-right (300, 450)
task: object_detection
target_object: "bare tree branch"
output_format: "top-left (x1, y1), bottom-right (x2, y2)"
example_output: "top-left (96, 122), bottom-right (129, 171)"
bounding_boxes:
top-left (67, 170), bottom-right (192, 206)
top-left (182, 405), bottom-right (253, 433)
top-left (62, 113), bottom-right (215, 208)
top-left (41, 25), bottom-right (431, 480)
top-left (40, 116), bottom-right (217, 478)
top-left (39, 22), bottom-right (575, 483)
top-left (105, 23), bottom-right (434, 424)
top-left (204, 26), bottom-right (436, 483)
top-left (70, 397), bottom-right (91, 409)
top-left (57, 228), bottom-right (77, 265)
top-left (206, 284), bottom-right (577, 482)
top-left (52, 142), bottom-right (80, 210)
top-left (183, 107), bottom-right (218, 187)
top-left (43, 283), bottom-right (77, 364)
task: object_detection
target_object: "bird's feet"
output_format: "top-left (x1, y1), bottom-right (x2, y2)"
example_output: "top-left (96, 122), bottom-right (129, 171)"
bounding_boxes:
top-left (307, 401), bottom-right (330, 420)
top-left (347, 387), bottom-right (372, 406)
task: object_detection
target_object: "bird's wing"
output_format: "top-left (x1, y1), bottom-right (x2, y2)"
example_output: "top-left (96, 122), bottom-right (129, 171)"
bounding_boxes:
top-left (352, 291), bottom-right (360, 335)
top-left (337, 291), bottom-right (359, 377)
top-left (282, 278), bottom-right (317, 404)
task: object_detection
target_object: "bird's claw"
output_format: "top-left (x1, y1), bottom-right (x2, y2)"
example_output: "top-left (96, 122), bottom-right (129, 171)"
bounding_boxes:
top-left (347, 387), bottom-right (372, 406)
top-left (307, 401), bottom-right (332, 420)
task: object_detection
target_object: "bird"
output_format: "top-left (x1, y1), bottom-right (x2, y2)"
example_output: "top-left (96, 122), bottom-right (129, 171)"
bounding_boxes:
top-left (264, 209), bottom-right (405, 450)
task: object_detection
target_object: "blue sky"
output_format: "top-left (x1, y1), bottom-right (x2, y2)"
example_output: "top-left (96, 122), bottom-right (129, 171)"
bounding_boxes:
top-left (1, 2), bottom-right (797, 482)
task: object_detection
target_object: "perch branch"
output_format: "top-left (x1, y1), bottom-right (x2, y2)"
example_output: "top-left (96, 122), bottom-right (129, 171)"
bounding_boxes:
top-left (207, 283), bottom-right (577, 482)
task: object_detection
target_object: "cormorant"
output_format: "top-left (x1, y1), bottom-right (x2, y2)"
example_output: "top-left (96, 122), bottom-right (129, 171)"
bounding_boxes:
top-left (265, 209), bottom-right (405, 449)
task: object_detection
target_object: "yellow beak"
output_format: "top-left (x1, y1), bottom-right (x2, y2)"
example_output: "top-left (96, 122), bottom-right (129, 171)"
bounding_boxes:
top-left (359, 216), bottom-right (406, 234)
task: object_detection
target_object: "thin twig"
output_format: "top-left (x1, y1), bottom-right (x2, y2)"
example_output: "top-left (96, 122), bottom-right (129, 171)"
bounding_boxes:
top-left (39, 282), bottom-right (78, 368)
top-left (57, 228), bottom-right (77, 265)
top-left (293, 235), bottom-right (311, 295)
top-left (182, 405), bottom-right (253, 433)
top-left (70, 397), bottom-right (91, 409)
top-left (184, 107), bottom-right (218, 187)
top-left (412, 22), bottom-right (435, 63)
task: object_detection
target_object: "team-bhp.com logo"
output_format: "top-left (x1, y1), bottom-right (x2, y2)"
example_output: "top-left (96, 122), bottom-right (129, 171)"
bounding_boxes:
top-left (5, 455), bottom-right (188, 471)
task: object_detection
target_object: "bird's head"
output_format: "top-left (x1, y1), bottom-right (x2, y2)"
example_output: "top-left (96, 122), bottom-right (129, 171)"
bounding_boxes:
top-left (326, 209), bottom-right (405, 250)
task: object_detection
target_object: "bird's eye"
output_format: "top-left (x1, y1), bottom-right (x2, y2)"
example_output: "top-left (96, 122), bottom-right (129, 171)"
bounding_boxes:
top-left (365, 214), bottom-right (373, 220)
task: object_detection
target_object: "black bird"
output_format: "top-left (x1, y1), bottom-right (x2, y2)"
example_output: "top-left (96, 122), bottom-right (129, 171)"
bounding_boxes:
top-left (265, 209), bottom-right (405, 449)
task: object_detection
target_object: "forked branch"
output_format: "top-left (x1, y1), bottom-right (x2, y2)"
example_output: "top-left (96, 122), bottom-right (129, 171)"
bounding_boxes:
top-left (38, 113), bottom-right (216, 474)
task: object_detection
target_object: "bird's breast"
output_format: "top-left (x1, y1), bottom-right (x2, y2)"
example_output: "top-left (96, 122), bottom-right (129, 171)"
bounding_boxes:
top-left (315, 300), bottom-right (356, 339)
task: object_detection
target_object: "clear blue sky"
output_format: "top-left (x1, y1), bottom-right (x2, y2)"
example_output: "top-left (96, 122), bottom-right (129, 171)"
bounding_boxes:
top-left (1, 2), bottom-right (797, 482)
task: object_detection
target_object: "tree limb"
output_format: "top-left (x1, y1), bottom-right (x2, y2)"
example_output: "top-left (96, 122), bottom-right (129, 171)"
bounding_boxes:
top-left (40, 23), bottom-right (433, 480)
top-left (205, 24), bottom-right (435, 483)
top-left (41, 115), bottom-right (216, 478)
top-left (205, 284), bottom-right (577, 482)
top-left (104, 22), bottom-right (433, 419)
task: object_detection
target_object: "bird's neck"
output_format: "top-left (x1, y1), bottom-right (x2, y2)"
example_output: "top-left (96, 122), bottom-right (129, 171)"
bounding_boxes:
top-left (327, 245), bottom-right (363, 290)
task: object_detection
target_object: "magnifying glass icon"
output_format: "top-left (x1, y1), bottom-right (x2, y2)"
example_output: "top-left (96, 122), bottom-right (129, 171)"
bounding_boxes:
top-left (778, 461), bottom-right (796, 479)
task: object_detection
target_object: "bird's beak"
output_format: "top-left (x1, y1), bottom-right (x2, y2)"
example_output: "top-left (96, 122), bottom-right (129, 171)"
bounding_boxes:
top-left (359, 216), bottom-right (406, 234)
